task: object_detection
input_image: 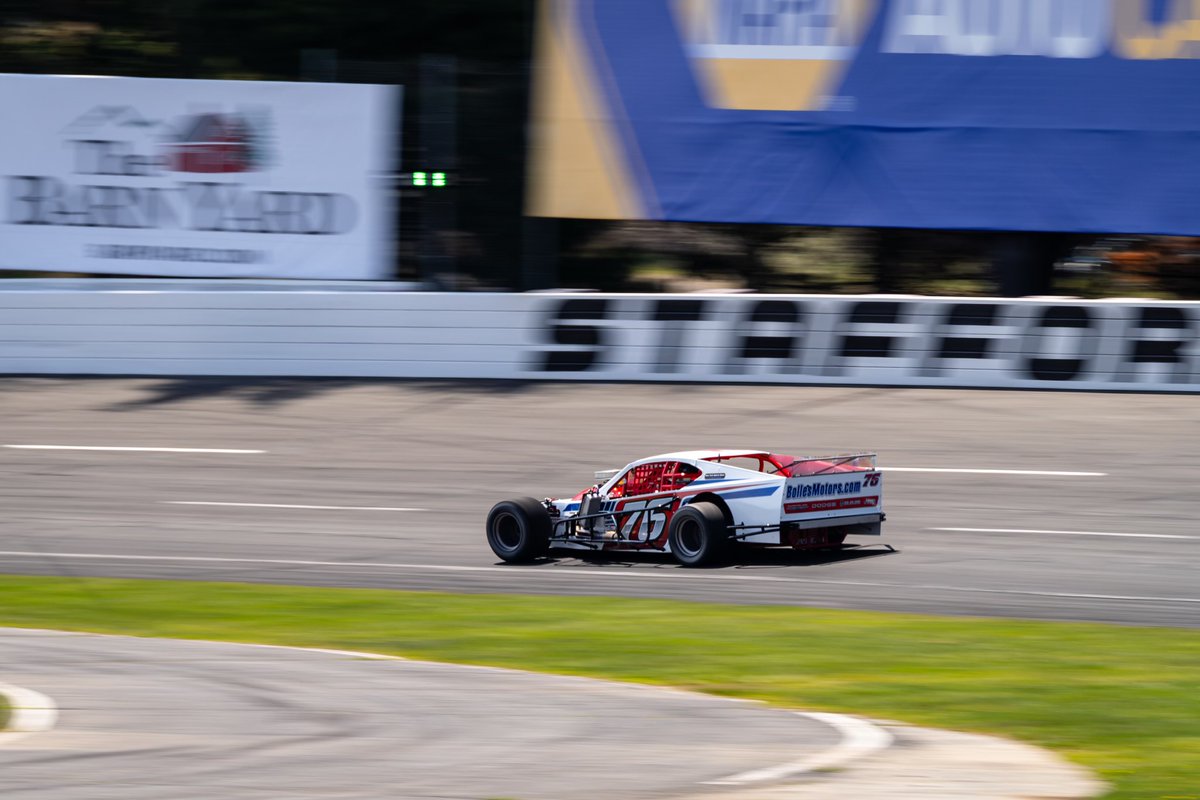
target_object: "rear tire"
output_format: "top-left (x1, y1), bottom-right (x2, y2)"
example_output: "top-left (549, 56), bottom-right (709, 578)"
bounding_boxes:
top-left (486, 497), bottom-right (552, 563)
top-left (668, 502), bottom-right (729, 566)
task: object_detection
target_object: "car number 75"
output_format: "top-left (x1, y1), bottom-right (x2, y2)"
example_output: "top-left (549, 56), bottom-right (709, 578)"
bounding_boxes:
top-left (618, 500), bottom-right (669, 541)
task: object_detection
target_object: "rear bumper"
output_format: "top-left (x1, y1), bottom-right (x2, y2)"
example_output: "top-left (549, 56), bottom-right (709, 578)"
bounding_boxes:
top-left (788, 513), bottom-right (883, 534)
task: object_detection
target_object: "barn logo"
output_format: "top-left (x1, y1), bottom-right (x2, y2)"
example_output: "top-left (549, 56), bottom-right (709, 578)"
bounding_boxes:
top-left (58, 104), bottom-right (276, 174)
top-left (163, 110), bottom-right (274, 174)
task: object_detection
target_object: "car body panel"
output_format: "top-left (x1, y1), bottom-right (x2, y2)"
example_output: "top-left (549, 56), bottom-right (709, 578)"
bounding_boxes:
top-left (543, 449), bottom-right (883, 553)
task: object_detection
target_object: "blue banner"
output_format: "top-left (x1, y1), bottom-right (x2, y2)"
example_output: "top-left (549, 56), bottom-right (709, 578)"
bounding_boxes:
top-left (528, 0), bottom-right (1200, 234)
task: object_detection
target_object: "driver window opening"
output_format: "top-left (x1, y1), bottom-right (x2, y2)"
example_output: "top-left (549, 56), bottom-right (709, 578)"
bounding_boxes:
top-left (609, 461), bottom-right (701, 497)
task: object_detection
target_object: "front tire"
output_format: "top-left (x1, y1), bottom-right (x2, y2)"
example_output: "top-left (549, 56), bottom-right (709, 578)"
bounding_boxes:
top-left (486, 497), bottom-right (552, 563)
top-left (668, 502), bottom-right (729, 566)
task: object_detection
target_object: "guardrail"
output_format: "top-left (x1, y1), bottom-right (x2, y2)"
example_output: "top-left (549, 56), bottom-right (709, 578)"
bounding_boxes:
top-left (0, 285), bottom-right (1195, 391)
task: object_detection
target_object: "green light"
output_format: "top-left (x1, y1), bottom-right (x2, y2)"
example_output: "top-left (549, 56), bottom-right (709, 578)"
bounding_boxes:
top-left (432, 172), bottom-right (447, 187)
top-left (412, 172), bottom-right (427, 186)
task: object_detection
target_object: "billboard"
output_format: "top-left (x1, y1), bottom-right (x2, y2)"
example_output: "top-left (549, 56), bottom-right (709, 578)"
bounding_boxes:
top-left (1, 74), bottom-right (398, 279)
top-left (528, 1), bottom-right (1200, 234)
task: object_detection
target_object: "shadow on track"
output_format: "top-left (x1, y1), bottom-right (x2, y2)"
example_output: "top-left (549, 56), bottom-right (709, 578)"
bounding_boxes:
top-left (97, 377), bottom-right (538, 410)
top-left (514, 545), bottom-right (898, 571)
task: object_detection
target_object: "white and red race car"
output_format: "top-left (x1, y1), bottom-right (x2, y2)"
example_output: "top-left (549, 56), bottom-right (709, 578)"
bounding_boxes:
top-left (486, 450), bottom-right (885, 566)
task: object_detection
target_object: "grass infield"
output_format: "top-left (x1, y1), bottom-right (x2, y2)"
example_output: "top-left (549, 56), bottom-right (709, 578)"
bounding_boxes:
top-left (0, 575), bottom-right (1196, 799)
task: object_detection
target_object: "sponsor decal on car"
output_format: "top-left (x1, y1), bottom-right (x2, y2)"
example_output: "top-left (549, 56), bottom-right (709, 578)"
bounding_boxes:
top-left (785, 480), bottom-right (864, 499)
top-left (785, 496), bottom-right (878, 515)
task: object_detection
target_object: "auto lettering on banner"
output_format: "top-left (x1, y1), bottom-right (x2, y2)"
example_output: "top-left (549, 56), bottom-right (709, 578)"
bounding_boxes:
top-left (0, 74), bottom-right (398, 279)
top-left (526, 295), bottom-right (1200, 392)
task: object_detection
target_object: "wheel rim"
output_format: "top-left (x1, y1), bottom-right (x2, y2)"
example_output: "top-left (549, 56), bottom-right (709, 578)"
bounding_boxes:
top-left (676, 518), bottom-right (703, 556)
top-left (493, 512), bottom-right (523, 551)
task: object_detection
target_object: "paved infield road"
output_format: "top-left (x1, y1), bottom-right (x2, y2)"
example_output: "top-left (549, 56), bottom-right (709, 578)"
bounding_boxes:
top-left (0, 628), bottom-right (842, 799)
top-left (0, 378), bottom-right (1196, 627)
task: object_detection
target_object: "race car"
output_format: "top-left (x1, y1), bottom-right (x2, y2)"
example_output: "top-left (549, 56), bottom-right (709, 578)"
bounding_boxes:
top-left (485, 450), bottom-right (884, 566)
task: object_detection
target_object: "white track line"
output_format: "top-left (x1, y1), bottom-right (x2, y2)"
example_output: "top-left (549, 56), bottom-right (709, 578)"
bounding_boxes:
top-left (163, 502), bottom-right (426, 512)
top-left (1, 448), bottom-right (1099, 473)
top-left (706, 710), bottom-right (892, 784)
top-left (1, 551), bottom-right (1197, 605)
top-left (0, 682), bottom-right (58, 745)
top-left (934, 527), bottom-right (1196, 540)
top-left (4, 445), bottom-right (264, 454)
top-left (884, 467), bottom-right (1106, 477)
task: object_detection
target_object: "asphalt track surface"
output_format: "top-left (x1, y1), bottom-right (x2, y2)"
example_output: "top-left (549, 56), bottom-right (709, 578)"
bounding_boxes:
top-left (0, 378), bottom-right (1196, 627)
top-left (0, 627), bottom-right (841, 799)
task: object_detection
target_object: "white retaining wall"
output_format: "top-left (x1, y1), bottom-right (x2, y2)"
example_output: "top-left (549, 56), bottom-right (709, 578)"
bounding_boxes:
top-left (0, 287), bottom-right (1197, 391)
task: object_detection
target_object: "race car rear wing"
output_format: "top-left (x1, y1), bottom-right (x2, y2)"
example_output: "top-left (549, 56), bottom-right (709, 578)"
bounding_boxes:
top-left (783, 453), bottom-right (876, 475)
top-left (780, 453), bottom-right (882, 529)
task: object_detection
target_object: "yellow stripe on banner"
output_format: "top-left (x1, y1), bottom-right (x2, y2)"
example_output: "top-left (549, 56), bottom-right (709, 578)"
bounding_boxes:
top-left (673, 0), bottom-right (712, 44)
top-left (526, 0), bottom-right (645, 219)
top-left (699, 59), bottom-right (837, 112)
top-left (1113, 0), bottom-right (1200, 60)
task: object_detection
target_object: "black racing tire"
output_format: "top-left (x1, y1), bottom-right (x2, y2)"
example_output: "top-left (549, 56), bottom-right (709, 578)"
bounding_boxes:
top-left (668, 501), bottom-right (729, 567)
top-left (486, 497), bottom-right (552, 563)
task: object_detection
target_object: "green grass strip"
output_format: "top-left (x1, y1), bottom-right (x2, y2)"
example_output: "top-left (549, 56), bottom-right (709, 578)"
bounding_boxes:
top-left (0, 575), bottom-right (1197, 799)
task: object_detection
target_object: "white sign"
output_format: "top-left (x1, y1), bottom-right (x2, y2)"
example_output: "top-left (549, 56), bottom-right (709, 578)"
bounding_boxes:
top-left (0, 289), bottom-right (1197, 391)
top-left (0, 74), bottom-right (398, 279)
top-left (524, 295), bottom-right (1200, 390)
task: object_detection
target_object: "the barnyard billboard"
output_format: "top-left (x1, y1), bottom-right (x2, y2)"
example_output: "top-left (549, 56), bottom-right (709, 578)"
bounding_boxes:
top-left (2, 74), bottom-right (398, 279)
